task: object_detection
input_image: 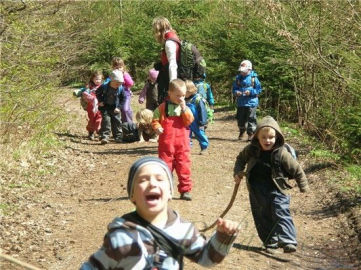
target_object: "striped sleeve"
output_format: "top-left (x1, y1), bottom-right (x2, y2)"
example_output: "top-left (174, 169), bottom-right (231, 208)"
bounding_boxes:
top-left (179, 225), bottom-right (236, 267)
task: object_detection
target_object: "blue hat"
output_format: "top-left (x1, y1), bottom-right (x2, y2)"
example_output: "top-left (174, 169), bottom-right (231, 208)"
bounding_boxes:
top-left (127, 156), bottom-right (173, 198)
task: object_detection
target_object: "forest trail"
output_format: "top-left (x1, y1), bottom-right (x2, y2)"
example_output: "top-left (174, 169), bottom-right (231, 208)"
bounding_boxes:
top-left (1, 89), bottom-right (360, 270)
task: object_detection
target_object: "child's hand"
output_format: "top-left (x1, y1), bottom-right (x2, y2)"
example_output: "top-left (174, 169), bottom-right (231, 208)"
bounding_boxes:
top-left (236, 91), bottom-right (243, 97)
top-left (244, 90), bottom-right (250, 96)
top-left (98, 102), bottom-right (104, 107)
top-left (156, 127), bottom-right (164, 134)
top-left (216, 218), bottom-right (239, 235)
top-left (234, 172), bottom-right (245, 183)
top-left (179, 98), bottom-right (186, 111)
top-left (114, 108), bottom-right (120, 114)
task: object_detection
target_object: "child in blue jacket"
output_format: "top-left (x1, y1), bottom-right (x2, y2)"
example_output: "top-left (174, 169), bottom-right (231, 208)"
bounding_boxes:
top-left (194, 75), bottom-right (215, 108)
top-left (185, 80), bottom-right (209, 155)
top-left (232, 60), bottom-right (262, 141)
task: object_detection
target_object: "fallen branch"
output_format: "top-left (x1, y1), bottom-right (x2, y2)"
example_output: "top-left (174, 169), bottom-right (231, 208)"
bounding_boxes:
top-left (0, 253), bottom-right (43, 270)
top-left (200, 182), bottom-right (240, 232)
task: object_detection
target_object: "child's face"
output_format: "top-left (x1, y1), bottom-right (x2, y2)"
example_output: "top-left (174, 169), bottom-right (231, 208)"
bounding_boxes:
top-left (131, 163), bottom-right (171, 220)
top-left (110, 81), bottom-right (122, 89)
top-left (185, 90), bottom-right (193, 98)
top-left (92, 75), bottom-right (102, 86)
top-left (168, 87), bottom-right (186, 104)
top-left (257, 127), bottom-right (276, 151)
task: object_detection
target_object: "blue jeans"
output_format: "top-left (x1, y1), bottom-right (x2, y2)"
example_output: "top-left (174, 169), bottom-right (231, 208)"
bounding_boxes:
top-left (249, 181), bottom-right (297, 248)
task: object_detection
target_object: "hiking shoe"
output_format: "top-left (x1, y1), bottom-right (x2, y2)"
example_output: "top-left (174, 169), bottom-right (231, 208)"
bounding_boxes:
top-left (200, 148), bottom-right (208, 155)
top-left (238, 131), bottom-right (245, 140)
top-left (265, 247), bottom-right (282, 254)
top-left (114, 138), bottom-right (122, 143)
top-left (283, 244), bottom-right (297, 253)
top-left (100, 138), bottom-right (109, 145)
top-left (180, 192), bottom-right (192, 201)
top-left (88, 132), bottom-right (95, 140)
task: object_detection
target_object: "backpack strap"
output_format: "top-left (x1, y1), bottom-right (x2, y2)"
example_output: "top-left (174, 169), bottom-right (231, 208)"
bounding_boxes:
top-left (165, 100), bottom-right (170, 118)
top-left (271, 146), bottom-right (290, 179)
top-left (164, 37), bottom-right (181, 62)
top-left (251, 76), bottom-right (255, 88)
top-left (166, 37), bottom-right (181, 46)
top-left (122, 211), bottom-right (184, 269)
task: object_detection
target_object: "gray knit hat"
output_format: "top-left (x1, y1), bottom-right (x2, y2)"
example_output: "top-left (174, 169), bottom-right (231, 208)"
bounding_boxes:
top-left (110, 70), bottom-right (124, 83)
top-left (127, 156), bottom-right (173, 199)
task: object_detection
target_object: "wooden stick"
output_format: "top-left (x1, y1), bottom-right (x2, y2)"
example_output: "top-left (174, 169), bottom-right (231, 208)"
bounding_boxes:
top-left (0, 253), bottom-right (43, 270)
top-left (200, 182), bottom-right (240, 232)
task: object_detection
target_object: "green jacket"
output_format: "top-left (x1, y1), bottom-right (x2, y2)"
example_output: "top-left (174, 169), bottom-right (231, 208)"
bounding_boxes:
top-left (233, 116), bottom-right (309, 195)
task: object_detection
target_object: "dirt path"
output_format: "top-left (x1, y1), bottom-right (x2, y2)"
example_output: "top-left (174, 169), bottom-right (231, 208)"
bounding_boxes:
top-left (1, 89), bottom-right (360, 270)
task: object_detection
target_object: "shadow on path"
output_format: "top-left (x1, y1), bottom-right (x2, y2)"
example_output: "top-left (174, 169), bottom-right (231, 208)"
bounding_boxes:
top-left (84, 196), bottom-right (128, 203)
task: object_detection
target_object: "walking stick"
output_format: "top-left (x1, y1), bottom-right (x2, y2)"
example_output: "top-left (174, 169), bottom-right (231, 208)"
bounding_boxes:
top-left (200, 180), bottom-right (241, 233)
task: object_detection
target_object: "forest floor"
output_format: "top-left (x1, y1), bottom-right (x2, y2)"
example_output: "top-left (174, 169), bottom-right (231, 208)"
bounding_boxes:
top-left (1, 88), bottom-right (360, 270)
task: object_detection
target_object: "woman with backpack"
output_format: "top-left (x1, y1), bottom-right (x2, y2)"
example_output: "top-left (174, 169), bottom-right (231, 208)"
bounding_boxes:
top-left (152, 16), bottom-right (180, 104)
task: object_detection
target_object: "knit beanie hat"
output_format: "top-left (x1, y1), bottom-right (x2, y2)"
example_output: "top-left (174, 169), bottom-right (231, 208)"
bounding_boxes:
top-left (110, 70), bottom-right (124, 83)
top-left (238, 60), bottom-right (252, 72)
top-left (148, 68), bottom-right (159, 81)
top-left (127, 156), bottom-right (173, 199)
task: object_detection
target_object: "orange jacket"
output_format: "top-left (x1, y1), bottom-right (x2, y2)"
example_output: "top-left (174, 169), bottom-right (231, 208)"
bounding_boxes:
top-left (151, 102), bottom-right (194, 131)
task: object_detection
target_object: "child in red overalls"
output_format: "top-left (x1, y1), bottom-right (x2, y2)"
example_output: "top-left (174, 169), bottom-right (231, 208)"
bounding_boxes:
top-left (152, 79), bottom-right (194, 201)
top-left (73, 71), bottom-right (103, 140)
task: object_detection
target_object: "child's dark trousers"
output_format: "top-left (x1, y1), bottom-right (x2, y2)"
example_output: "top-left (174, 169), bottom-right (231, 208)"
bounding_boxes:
top-left (236, 106), bottom-right (257, 135)
top-left (248, 181), bottom-right (297, 248)
top-left (99, 108), bottom-right (122, 140)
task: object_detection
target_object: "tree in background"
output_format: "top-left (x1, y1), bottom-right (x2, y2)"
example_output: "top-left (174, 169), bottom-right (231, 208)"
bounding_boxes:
top-left (1, 0), bottom-right (360, 162)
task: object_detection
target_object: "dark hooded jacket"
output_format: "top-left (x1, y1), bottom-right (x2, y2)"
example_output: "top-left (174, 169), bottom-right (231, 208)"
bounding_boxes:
top-left (233, 116), bottom-right (309, 194)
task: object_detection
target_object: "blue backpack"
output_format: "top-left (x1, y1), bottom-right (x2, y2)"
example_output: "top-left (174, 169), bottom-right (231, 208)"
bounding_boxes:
top-left (193, 94), bottom-right (212, 126)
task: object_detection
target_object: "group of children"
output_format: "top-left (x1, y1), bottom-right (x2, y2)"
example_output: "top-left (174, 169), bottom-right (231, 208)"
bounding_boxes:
top-left (77, 58), bottom-right (310, 269)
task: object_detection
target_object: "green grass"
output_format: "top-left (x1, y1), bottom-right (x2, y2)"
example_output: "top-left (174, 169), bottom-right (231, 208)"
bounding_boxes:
top-left (310, 149), bottom-right (340, 161)
top-left (344, 165), bottom-right (361, 194)
top-left (277, 118), bottom-right (359, 195)
top-left (0, 203), bottom-right (17, 216)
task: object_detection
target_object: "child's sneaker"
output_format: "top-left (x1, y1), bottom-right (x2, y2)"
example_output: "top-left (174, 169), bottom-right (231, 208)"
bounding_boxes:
top-left (265, 247), bottom-right (282, 254)
top-left (283, 244), bottom-right (297, 253)
top-left (239, 132), bottom-right (248, 141)
top-left (247, 134), bottom-right (254, 141)
top-left (88, 132), bottom-right (95, 141)
top-left (114, 138), bottom-right (122, 143)
top-left (100, 138), bottom-right (109, 145)
top-left (200, 148), bottom-right (208, 155)
top-left (180, 192), bottom-right (192, 201)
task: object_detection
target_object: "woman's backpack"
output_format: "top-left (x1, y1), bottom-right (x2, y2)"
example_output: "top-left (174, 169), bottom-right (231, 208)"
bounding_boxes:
top-left (168, 38), bottom-right (206, 81)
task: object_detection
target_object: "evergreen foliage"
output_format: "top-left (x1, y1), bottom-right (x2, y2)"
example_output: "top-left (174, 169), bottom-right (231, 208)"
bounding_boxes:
top-left (1, 0), bottom-right (360, 162)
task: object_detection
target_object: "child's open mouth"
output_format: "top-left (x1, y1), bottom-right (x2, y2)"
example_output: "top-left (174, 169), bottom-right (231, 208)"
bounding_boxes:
top-left (145, 195), bottom-right (160, 201)
top-left (145, 194), bottom-right (161, 203)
